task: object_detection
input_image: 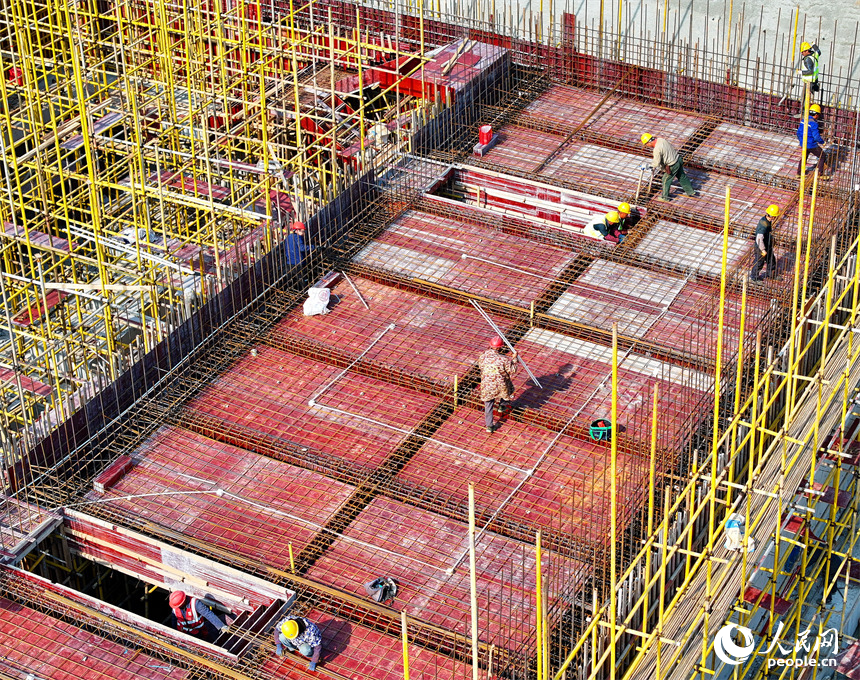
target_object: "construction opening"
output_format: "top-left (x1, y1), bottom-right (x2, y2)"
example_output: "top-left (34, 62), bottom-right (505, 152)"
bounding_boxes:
top-left (1, 0), bottom-right (860, 678)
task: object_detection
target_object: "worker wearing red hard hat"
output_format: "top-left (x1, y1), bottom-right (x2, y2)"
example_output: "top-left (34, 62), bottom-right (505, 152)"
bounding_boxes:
top-left (479, 336), bottom-right (518, 434)
top-left (169, 590), bottom-right (231, 643)
top-left (750, 205), bottom-right (780, 282)
top-left (275, 615), bottom-right (323, 671)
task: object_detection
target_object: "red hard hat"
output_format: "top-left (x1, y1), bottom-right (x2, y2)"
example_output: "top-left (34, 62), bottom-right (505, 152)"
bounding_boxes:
top-left (489, 336), bottom-right (504, 349)
top-left (290, 221), bottom-right (306, 232)
top-left (169, 590), bottom-right (187, 608)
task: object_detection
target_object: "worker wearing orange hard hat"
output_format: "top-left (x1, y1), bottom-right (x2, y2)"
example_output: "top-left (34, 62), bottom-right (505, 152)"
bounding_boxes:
top-left (169, 590), bottom-right (231, 643)
top-left (796, 104), bottom-right (831, 180)
top-left (479, 336), bottom-right (518, 433)
top-left (798, 40), bottom-right (821, 96)
top-left (640, 133), bottom-right (696, 201)
top-left (750, 205), bottom-right (780, 282)
top-left (275, 615), bottom-right (323, 671)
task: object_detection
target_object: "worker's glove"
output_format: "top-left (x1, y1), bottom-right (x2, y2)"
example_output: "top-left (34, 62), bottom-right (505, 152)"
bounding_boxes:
top-left (309, 662), bottom-right (317, 672)
top-left (638, 163), bottom-right (650, 171)
top-left (761, 250), bottom-right (767, 256)
top-left (220, 626), bottom-right (229, 634)
top-left (276, 643), bottom-right (284, 657)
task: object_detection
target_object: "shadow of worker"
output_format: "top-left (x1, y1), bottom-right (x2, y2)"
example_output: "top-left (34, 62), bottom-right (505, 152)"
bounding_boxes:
top-left (514, 363), bottom-right (575, 411)
top-left (315, 615), bottom-right (353, 665)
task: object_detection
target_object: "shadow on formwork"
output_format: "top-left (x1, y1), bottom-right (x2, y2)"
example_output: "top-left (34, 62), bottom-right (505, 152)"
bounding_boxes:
top-left (2, 5), bottom-right (860, 680)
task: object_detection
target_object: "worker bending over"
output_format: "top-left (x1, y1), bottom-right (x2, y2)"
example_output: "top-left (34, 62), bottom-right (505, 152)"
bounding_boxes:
top-left (169, 590), bottom-right (230, 643)
top-left (799, 40), bottom-right (821, 96)
top-left (616, 202), bottom-right (640, 238)
top-left (796, 104), bottom-right (830, 180)
top-left (750, 205), bottom-right (779, 282)
top-left (641, 133), bottom-right (696, 201)
top-left (275, 616), bottom-right (323, 671)
top-left (479, 336), bottom-right (518, 434)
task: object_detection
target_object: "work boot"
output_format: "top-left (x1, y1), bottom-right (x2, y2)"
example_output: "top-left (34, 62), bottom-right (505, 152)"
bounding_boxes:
top-left (486, 425), bottom-right (495, 434)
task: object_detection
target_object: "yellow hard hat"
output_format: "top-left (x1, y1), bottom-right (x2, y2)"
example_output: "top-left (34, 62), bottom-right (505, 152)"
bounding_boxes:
top-left (766, 204), bottom-right (780, 218)
top-left (281, 619), bottom-right (299, 639)
top-left (809, 103), bottom-right (822, 114)
top-left (800, 41), bottom-right (811, 52)
top-left (617, 202), bottom-right (631, 215)
top-left (640, 133), bottom-right (654, 145)
top-left (606, 211), bottom-right (620, 224)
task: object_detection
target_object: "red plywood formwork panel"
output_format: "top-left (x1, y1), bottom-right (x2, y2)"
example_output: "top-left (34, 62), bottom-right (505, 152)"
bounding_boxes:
top-left (649, 169), bottom-right (796, 229)
top-left (268, 275), bottom-right (513, 387)
top-left (509, 329), bottom-right (713, 449)
top-left (261, 608), bottom-right (472, 680)
top-left (538, 143), bottom-right (650, 197)
top-left (547, 259), bottom-right (771, 359)
top-left (353, 209), bottom-right (577, 307)
top-left (519, 85), bottom-right (617, 133)
top-left (87, 425), bottom-right (355, 563)
top-left (481, 124), bottom-right (565, 173)
top-left (187, 346), bottom-right (439, 470)
top-left (584, 99), bottom-right (706, 151)
top-left (305, 497), bottom-right (585, 651)
top-left (633, 220), bottom-right (753, 278)
top-left (0, 596), bottom-right (189, 680)
top-left (693, 122), bottom-right (801, 179)
top-left (394, 406), bottom-right (646, 546)
top-left (451, 166), bottom-right (640, 236)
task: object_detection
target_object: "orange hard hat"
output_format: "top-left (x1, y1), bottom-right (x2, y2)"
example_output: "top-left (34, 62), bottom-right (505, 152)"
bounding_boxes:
top-left (489, 336), bottom-right (504, 349)
top-left (169, 591), bottom-right (187, 608)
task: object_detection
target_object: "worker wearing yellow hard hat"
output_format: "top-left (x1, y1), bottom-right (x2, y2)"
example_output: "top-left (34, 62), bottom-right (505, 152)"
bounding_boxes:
top-left (616, 202), bottom-right (641, 239)
top-left (750, 205), bottom-right (780, 282)
top-left (796, 102), bottom-right (831, 180)
top-left (798, 40), bottom-right (821, 96)
top-left (640, 133), bottom-right (696, 201)
top-left (275, 615), bottom-right (323, 671)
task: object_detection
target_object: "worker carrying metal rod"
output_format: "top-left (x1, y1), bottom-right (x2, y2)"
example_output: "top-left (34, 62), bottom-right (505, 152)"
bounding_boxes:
top-left (640, 133), bottom-right (697, 201)
top-left (750, 204), bottom-right (780, 283)
top-left (796, 104), bottom-right (831, 180)
top-left (169, 590), bottom-right (232, 643)
top-left (479, 336), bottom-right (518, 434)
top-left (275, 615), bottom-right (323, 671)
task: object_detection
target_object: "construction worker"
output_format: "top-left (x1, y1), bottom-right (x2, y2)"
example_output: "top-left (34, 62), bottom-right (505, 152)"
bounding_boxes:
top-left (169, 590), bottom-right (230, 643)
top-left (583, 211), bottom-right (623, 242)
top-left (616, 202), bottom-right (640, 239)
top-left (798, 40), bottom-right (821, 96)
top-left (286, 220), bottom-right (309, 265)
top-left (275, 616), bottom-right (323, 671)
top-left (479, 336), bottom-right (518, 433)
top-left (640, 133), bottom-right (696, 201)
top-left (796, 104), bottom-right (830, 179)
top-left (750, 204), bottom-right (779, 282)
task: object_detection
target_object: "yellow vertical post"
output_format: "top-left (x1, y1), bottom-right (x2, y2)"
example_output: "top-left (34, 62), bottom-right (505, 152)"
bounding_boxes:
top-left (728, 276), bottom-right (748, 507)
top-left (787, 84), bottom-right (812, 420)
top-left (801, 169), bottom-right (820, 296)
top-left (468, 483), bottom-right (479, 680)
top-left (643, 383), bottom-right (659, 634)
top-left (401, 611), bottom-right (410, 680)
top-left (536, 530), bottom-right (543, 680)
top-left (610, 322), bottom-right (618, 679)
top-left (288, 543), bottom-right (295, 573)
top-left (702, 185), bottom-right (730, 669)
top-left (530, 300), bottom-right (535, 327)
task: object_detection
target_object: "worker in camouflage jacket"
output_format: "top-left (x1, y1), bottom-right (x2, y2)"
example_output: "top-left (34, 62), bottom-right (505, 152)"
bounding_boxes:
top-left (479, 336), bottom-right (518, 434)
